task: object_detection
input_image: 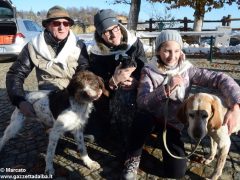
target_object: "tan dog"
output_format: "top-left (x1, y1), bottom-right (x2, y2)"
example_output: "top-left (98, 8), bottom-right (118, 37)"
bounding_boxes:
top-left (177, 93), bottom-right (240, 180)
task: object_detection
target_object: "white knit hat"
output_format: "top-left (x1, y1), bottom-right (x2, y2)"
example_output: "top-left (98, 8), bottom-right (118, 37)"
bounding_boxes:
top-left (155, 30), bottom-right (183, 52)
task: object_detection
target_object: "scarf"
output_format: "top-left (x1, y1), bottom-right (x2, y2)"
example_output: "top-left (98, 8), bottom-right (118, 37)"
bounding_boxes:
top-left (31, 30), bottom-right (77, 69)
top-left (161, 60), bottom-right (193, 101)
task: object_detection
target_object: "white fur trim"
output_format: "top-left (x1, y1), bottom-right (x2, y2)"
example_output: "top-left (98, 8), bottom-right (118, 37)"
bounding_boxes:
top-left (90, 24), bottom-right (137, 57)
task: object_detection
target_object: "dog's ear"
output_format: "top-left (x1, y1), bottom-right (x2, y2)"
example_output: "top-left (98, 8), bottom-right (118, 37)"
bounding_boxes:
top-left (208, 97), bottom-right (223, 130)
top-left (97, 76), bottom-right (109, 97)
top-left (177, 99), bottom-right (188, 124)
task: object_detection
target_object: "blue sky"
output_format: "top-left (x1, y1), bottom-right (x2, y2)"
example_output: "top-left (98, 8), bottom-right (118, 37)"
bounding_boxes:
top-left (11, 0), bottom-right (239, 29)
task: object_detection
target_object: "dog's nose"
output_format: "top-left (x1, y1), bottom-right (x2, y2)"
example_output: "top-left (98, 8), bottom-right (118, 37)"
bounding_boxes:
top-left (192, 128), bottom-right (204, 141)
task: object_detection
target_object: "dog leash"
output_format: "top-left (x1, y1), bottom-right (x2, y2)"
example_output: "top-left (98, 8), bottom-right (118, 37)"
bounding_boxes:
top-left (162, 97), bottom-right (201, 160)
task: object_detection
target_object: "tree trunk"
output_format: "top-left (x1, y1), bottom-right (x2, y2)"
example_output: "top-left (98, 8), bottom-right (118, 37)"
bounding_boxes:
top-left (127, 0), bottom-right (141, 31)
top-left (193, 14), bottom-right (204, 32)
top-left (192, 8), bottom-right (204, 44)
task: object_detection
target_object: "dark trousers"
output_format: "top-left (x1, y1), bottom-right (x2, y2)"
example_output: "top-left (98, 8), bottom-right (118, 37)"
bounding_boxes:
top-left (126, 111), bottom-right (187, 179)
top-left (84, 95), bottom-right (111, 140)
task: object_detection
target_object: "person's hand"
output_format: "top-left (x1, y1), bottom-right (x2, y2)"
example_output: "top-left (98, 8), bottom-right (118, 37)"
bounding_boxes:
top-left (169, 75), bottom-right (184, 92)
top-left (19, 101), bottom-right (36, 117)
top-left (223, 104), bottom-right (240, 134)
top-left (120, 77), bottom-right (138, 90)
top-left (112, 63), bottom-right (136, 85)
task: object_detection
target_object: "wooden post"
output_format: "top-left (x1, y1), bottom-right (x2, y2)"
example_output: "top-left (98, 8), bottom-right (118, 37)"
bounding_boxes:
top-left (221, 16), bottom-right (226, 26)
top-left (183, 17), bottom-right (188, 31)
top-left (149, 18), bottom-right (153, 46)
top-left (149, 18), bottom-right (153, 32)
top-left (227, 14), bottom-right (231, 26)
top-left (208, 36), bottom-right (214, 62)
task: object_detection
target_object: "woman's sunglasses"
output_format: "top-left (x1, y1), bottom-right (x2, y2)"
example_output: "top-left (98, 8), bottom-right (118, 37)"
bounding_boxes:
top-left (51, 21), bottom-right (70, 27)
top-left (103, 25), bottom-right (120, 36)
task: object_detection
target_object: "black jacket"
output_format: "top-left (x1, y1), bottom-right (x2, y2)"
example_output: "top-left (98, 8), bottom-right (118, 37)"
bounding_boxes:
top-left (6, 30), bottom-right (89, 107)
top-left (89, 27), bottom-right (147, 94)
top-left (84, 26), bottom-right (148, 137)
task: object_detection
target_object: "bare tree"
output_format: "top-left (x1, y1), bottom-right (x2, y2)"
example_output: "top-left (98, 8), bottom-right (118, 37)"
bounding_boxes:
top-left (107, 0), bottom-right (141, 30)
top-left (16, 7), bottom-right (99, 28)
top-left (149, 4), bottom-right (178, 30)
top-left (127, 0), bottom-right (141, 30)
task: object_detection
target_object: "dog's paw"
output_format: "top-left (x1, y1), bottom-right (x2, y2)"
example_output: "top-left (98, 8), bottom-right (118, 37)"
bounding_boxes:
top-left (210, 172), bottom-right (222, 180)
top-left (84, 159), bottom-right (101, 170)
top-left (205, 175), bottom-right (219, 180)
top-left (82, 155), bottom-right (100, 170)
top-left (45, 166), bottom-right (55, 176)
top-left (204, 159), bottom-right (214, 165)
top-left (202, 156), bottom-right (214, 165)
top-left (198, 155), bottom-right (214, 165)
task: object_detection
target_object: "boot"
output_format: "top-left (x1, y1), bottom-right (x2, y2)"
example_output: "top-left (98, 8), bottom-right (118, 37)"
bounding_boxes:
top-left (121, 156), bottom-right (141, 180)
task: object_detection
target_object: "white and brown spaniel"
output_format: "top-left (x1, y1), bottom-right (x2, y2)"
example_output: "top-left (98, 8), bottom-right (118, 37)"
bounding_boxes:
top-left (177, 93), bottom-right (240, 180)
top-left (0, 70), bottom-right (106, 175)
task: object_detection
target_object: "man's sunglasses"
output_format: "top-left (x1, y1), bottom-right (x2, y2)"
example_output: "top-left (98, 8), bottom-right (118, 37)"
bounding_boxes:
top-left (52, 21), bottom-right (70, 27)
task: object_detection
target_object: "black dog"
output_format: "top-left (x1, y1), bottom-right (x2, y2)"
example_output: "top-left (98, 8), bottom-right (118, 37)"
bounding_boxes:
top-left (118, 54), bottom-right (137, 69)
top-left (109, 55), bottom-right (137, 147)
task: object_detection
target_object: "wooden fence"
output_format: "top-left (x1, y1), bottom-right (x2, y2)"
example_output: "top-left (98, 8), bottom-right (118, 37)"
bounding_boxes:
top-left (120, 15), bottom-right (240, 32)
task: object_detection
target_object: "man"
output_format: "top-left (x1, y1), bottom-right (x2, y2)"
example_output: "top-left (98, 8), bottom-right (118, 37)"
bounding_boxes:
top-left (6, 6), bottom-right (89, 117)
top-left (85, 9), bottom-right (147, 143)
